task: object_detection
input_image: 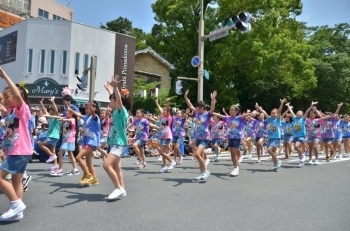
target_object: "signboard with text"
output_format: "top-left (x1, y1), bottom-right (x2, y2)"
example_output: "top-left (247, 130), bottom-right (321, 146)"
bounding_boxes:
top-left (26, 78), bottom-right (66, 98)
top-left (0, 12), bottom-right (22, 29)
top-left (0, 30), bottom-right (18, 65)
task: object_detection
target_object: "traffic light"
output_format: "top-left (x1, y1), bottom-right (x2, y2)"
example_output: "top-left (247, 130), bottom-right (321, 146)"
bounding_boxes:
top-left (175, 80), bottom-right (183, 95)
top-left (76, 73), bottom-right (88, 91)
top-left (225, 12), bottom-right (254, 33)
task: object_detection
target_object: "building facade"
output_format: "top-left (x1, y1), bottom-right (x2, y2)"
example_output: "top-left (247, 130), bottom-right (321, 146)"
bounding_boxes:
top-left (0, 0), bottom-right (72, 30)
top-left (0, 19), bottom-right (135, 107)
top-left (135, 47), bottom-right (174, 90)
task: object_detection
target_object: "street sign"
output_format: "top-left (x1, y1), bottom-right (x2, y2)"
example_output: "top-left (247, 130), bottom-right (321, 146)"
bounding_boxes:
top-left (204, 70), bottom-right (209, 80)
top-left (191, 56), bottom-right (201, 67)
top-left (208, 26), bottom-right (232, 42)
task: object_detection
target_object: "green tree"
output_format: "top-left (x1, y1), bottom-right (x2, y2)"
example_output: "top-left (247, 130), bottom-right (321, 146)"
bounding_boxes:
top-left (148, 0), bottom-right (317, 112)
top-left (100, 17), bottom-right (148, 50)
top-left (306, 23), bottom-right (350, 113)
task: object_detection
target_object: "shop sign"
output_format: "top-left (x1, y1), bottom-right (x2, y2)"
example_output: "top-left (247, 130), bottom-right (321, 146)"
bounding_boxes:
top-left (26, 78), bottom-right (65, 98)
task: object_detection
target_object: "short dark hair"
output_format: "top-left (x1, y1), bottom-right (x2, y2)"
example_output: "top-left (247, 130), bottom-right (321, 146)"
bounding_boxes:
top-left (63, 95), bottom-right (73, 102)
top-left (195, 101), bottom-right (206, 108)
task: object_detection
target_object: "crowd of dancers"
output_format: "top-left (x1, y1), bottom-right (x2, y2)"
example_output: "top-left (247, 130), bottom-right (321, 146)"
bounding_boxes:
top-left (0, 66), bottom-right (349, 222)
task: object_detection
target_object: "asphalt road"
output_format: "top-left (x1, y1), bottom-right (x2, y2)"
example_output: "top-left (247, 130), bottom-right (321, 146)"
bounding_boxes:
top-left (1, 152), bottom-right (350, 231)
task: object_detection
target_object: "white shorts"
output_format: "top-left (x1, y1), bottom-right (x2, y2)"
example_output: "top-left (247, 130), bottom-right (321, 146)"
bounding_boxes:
top-left (100, 137), bottom-right (108, 143)
top-left (109, 145), bottom-right (126, 157)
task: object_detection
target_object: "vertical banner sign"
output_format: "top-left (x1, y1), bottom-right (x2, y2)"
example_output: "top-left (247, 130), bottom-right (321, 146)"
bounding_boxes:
top-left (114, 33), bottom-right (136, 107)
top-left (0, 30), bottom-right (17, 65)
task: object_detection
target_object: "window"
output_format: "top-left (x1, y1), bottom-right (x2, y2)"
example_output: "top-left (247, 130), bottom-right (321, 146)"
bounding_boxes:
top-left (83, 54), bottom-right (89, 70)
top-left (49, 50), bottom-right (55, 74)
top-left (38, 9), bottom-right (49, 19)
top-left (53, 14), bottom-right (64, 20)
top-left (39, 49), bottom-right (45, 73)
top-left (74, 52), bottom-right (80, 75)
top-left (61, 50), bottom-right (67, 74)
top-left (27, 49), bottom-right (33, 73)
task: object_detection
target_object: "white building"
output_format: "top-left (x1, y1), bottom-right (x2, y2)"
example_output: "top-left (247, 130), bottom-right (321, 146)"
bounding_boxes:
top-left (0, 19), bottom-right (135, 107)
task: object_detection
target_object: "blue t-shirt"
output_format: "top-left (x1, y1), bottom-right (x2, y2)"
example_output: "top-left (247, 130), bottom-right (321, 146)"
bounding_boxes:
top-left (282, 121), bottom-right (293, 136)
top-left (267, 116), bottom-right (281, 139)
top-left (82, 115), bottom-right (101, 147)
top-left (341, 120), bottom-right (350, 137)
top-left (292, 117), bottom-right (306, 138)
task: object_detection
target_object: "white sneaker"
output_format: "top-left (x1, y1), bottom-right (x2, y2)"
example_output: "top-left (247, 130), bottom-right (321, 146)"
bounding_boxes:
top-left (314, 159), bottom-right (319, 165)
top-left (204, 158), bottom-right (210, 166)
top-left (308, 160), bottom-right (313, 165)
top-left (45, 155), bottom-right (57, 163)
top-left (176, 156), bottom-right (183, 165)
top-left (230, 167), bottom-right (239, 177)
top-left (0, 200), bottom-right (26, 220)
top-left (120, 188), bottom-right (127, 197)
top-left (238, 155), bottom-right (243, 165)
top-left (157, 156), bottom-right (163, 161)
top-left (332, 155), bottom-right (337, 160)
top-left (339, 154), bottom-right (343, 159)
top-left (168, 162), bottom-right (176, 170)
top-left (107, 188), bottom-right (124, 200)
top-left (300, 154), bottom-right (306, 162)
top-left (246, 154), bottom-right (252, 159)
top-left (159, 167), bottom-right (168, 173)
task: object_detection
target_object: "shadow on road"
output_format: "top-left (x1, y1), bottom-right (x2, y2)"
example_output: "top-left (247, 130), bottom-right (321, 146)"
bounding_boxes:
top-left (54, 190), bottom-right (107, 207)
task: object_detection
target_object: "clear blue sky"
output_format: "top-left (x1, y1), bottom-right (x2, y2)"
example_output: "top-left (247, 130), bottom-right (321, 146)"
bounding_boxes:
top-left (61, 0), bottom-right (350, 32)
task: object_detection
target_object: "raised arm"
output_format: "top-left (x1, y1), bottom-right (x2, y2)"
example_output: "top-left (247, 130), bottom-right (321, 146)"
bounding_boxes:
top-left (213, 112), bottom-right (224, 118)
top-left (104, 81), bottom-right (114, 96)
top-left (39, 98), bottom-right (49, 115)
top-left (222, 108), bottom-right (228, 116)
top-left (278, 98), bottom-right (286, 117)
top-left (304, 101), bottom-right (318, 118)
top-left (281, 109), bottom-right (289, 118)
top-left (334, 102), bottom-right (343, 115)
top-left (155, 98), bottom-right (163, 115)
top-left (0, 67), bottom-right (23, 107)
top-left (48, 96), bottom-right (59, 115)
top-left (209, 90), bottom-right (217, 115)
top-left (285, 102), bottom-right (295, 117)
top-left (184, 90), bottom-right (195, 111)
top-left (255, 103), bottom-right (269, 118)
top-left (165, 98), bottom-right (171, 117)
top-left (67, 106), bottom-right (83, 118)
top-left (109, 75), bottom-right (123, 110)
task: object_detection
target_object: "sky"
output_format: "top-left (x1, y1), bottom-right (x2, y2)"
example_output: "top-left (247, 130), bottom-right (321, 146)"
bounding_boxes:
top-left (58, 0), bottom-right (350, 33)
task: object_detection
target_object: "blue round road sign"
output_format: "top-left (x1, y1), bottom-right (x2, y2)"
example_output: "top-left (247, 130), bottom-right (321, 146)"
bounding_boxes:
top-left (191, 56), bottom-right (201, 67)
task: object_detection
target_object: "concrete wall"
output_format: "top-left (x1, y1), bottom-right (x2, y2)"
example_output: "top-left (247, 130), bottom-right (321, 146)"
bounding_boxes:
top-left (30, 0), bottom-right (73, 20)
top-left (135, 53), bottom-right (171, 90)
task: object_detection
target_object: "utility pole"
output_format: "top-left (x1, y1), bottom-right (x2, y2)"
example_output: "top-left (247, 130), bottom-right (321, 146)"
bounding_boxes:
top-left (89, 56), bottom-right (97, 102)
top-left (197, 0), bottom-right (205, 101)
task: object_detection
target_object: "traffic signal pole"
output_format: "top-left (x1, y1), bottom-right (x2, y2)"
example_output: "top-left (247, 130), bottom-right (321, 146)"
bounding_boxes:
top-left (198, 0), bottom-right (204, 101)
top-left (89, 56), bottom-right (97, 102)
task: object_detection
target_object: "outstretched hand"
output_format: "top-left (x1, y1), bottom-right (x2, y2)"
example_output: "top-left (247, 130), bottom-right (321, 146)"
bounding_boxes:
top-left (109, 75), bottom-right (121, 88)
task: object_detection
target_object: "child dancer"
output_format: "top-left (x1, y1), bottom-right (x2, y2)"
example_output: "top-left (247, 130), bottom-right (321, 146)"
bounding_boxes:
top-left (285, 102), bottom-right (317, 168)
top-left (67, 101), bottom-right (101, 186)
top-left (132, 109), bottom-right (149, 168)
top-left (255, 113), bottom-right (267, 163)
top-left (155, 98), bottom-right (176, 173)
top-left (103, 75), bottom-right (131, 199)
top-left (243, 115), bottom-right (257, 159)
top-left (47, 110), bottom-right (79, 176)
top-left (171, 108), bottom-right (189, 165)
top-left (214, 104), bottom-right (256, 176)
top-left (255, 99), bottom-right (286, 171)
top-left (39, 97), bottom-right (60, 166)
top-left (211, 114), bottom-right (225, 162)
top-left (0, 68), bottom-right (32, 221)
top-left (98, 109), bottom-right (111, 162)
top-left (185, 89), bottom-right (217, 180)
top-left (306, 107), bottom-right (323, 164)
top-left (281, 111), bottom-right (294, 159)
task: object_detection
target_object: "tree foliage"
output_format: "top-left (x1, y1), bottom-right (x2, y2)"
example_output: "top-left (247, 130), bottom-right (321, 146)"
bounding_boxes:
top-left (100, 16), bottom-right (148, 50)
top-left (102, 2), bottom-right (350, 114)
